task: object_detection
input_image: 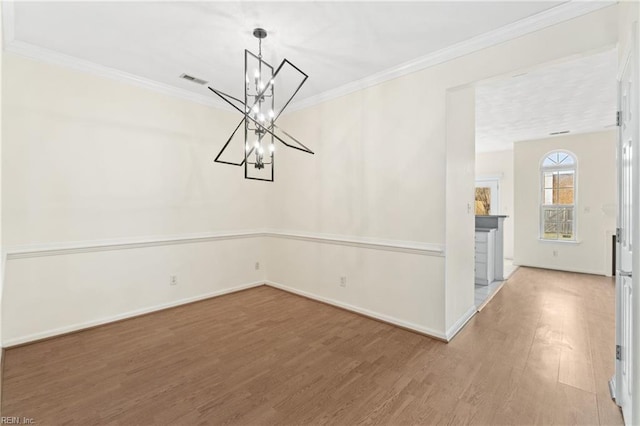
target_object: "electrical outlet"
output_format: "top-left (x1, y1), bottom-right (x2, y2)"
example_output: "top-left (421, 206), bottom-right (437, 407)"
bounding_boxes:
top-left (170, 275), bottom-right (178, 286)
top-left (255, 262), bottom-right (260, 270)
top-left (340, 276), bottom-right (347, 287)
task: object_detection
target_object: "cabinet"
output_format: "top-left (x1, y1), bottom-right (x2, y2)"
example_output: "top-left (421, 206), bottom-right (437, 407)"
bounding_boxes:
top-left (475, 229), bottom-right (495, 285)
top-left (475, 215), bottom-right (507, 280)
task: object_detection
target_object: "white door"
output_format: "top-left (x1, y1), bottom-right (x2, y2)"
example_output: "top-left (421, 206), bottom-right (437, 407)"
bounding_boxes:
top-left (616, 23), bottom-right (638, 425)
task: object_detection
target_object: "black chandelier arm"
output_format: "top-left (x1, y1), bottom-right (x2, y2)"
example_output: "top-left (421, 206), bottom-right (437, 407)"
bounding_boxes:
top-left (209, 87), bottom-right (246, 110)
top-left (209, 86), bottom-right (311, 156)
top-left (272, 124), bottom-right (314, 154)
top-left (213, 117), bottom-right (246, 166)
top-left (271, 59), bottom-right (308, 121)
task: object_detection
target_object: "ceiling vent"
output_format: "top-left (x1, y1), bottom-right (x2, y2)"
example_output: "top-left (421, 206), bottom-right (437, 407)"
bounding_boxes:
top-left (549, 130), bottom-right (570, 135)
top-left (180, 73), bottom-right (208, 85)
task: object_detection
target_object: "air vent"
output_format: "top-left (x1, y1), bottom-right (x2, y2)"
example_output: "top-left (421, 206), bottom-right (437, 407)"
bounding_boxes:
top-left (549, 130), bottom-right (570, 136)
top-left (180, 73), bottom-right (208, 85)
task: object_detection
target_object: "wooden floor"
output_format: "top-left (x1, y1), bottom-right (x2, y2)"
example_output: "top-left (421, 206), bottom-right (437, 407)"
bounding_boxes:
top-left (2, 267), bottom-right (623, 425)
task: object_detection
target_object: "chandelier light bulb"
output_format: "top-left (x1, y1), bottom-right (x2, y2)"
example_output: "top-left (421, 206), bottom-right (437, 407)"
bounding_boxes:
top-left (254, 140), bottom-right (260, 149)
top-left (254, 69), bottom-right (260, 79)
top-left (252, 104), bottom-right (259, 113)
top-left (245, 142), bottom-right (250, 152)
top-left (269, 109), bottom-right (275, 119)
top-left (258, 146), bottom-right (264, 155)
top-left (258, 113), bottom-right (265, 122)
top-left (270, 144), bottom-right (275, 153)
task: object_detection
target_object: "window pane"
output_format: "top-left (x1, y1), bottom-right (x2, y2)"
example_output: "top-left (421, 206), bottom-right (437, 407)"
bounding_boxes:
top-left (557, 171), bottom-right (574, 188)
top-left (475, 187), bottom-right (491, 215)
top-left (540, 151), bottom-right (576, 240)
top-left (544, 173), bottom-right (554, 189)
top-left (555, 188), bottom-right (574, 204)
top-left (559, 154), bottom-right (574, 165)
top-left (542, 207), bottom-right (574, 240)
top-left (543, 151), bottom-right (576, 169)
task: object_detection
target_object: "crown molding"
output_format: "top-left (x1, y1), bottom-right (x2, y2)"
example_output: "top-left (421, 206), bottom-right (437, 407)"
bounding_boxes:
top-left (2, 0), bottom-right (223, 108)
top-left (1, 1), bottom-right (614, 114)
top-left (285, 1), bottom-right (616, 113)
top-left (3, 38), bottom-right (228, 109)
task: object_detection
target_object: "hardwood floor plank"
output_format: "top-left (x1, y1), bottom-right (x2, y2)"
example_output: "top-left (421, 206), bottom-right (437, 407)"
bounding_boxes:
top-left (2, 268), bottom-right (624, 425)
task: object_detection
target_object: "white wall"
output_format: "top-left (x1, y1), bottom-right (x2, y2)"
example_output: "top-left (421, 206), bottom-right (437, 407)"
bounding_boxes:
top-left (513, 130), bottom-right (617, 275)
top-left (266, 6), bottom-right (619, 339)
top-left (0, 5), bottom-right (621, 345)
top-left (2, 54), bottom-right (268, 345)
top-left (476, 150), bottom-right (515, 259)
top-left (445, 86), bottom-right (476, 332)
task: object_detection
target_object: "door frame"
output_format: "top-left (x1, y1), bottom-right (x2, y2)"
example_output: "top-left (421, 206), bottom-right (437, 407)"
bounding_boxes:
top-left (614, 21), bottom-right (639, 426)
top-left (475, 176), bottom-right (501, 215)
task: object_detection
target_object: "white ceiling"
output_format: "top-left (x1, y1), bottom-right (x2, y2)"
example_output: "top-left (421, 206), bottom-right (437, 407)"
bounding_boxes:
top-left (476, 49), bottom-right (617, 153)
top-left (7, 1), bottom-right (572, 108)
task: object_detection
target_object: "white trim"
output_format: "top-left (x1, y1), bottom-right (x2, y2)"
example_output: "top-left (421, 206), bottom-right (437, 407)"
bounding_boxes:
top-left (3, 41), bottom-right (225, 109)
top-left (285, 1), bottom-right (615, 113)
top-left (3, 281), bottom-right (265, 347)
top-left (475, 177), bottom-right (500, 216)
top-left (446, 304), bottom-right (477, 341)
top-left (515, 263), bottom-right (607, 277)
top-left (265, 280), bottom-right (448, 341)
top-left (5, 230), bottom-right (266, 260)
top-left (265, 229), bottom-right (444, 256)
top-left (539, 150), bottom-right (578, 242)
top-left (536, 238), bottom-right (582, 244)
top-left (2, 0), bottom-right (15, 45)
top-left (5, 229), bottom-right (444, 259)
top-left (1, 1), bottom-right (613, 114)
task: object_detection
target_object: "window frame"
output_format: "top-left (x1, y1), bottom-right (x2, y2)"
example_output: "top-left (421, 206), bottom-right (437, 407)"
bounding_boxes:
top-left (539, 150), bottom-right (578, 242)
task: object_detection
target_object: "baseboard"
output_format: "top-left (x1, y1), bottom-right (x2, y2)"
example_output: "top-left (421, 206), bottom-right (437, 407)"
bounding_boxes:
top-left (445, 305), bottom-right (477, 341)
top-left (512, 263), bottom-right (607, 276)
top-left (504, 265), bottom-right (520, 280)
top-left (3, 281), bottom-right (265, 347)
top-left (265, 281), bottom-right (448, 341)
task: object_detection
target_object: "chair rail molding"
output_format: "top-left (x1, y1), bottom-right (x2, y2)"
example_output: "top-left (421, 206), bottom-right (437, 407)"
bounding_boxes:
top-left (5, 229), bottom-right (444, 260)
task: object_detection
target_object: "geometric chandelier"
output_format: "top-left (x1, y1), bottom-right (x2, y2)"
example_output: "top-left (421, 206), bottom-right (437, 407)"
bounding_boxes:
top-left (209, 28), bottom-right (314, 182)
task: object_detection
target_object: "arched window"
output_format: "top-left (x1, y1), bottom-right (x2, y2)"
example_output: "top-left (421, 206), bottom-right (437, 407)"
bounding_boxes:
top-left (541, 151), bottom-right (576, 241)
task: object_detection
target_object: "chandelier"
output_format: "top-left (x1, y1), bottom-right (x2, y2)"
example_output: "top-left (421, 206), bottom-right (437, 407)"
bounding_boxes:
top-left (209, 28), bottom-right (314, 182)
